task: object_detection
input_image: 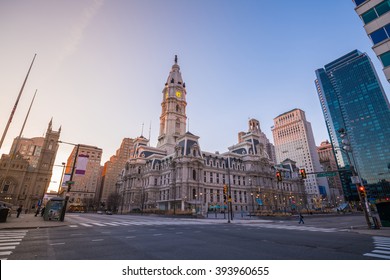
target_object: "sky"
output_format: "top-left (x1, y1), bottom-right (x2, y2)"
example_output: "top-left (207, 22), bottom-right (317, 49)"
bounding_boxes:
top-left (1, 0), bottom-right (390, 192)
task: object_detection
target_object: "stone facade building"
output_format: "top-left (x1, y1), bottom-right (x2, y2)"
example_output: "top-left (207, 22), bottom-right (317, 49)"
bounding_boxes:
top-left (118, 57), bottom-right (306, 215)
top-left (0, 120), bottom-right (60, 211)
top-left (317, 140), bottom-right (344, 207)
top-left (272, 109), bottom-right (328, 208)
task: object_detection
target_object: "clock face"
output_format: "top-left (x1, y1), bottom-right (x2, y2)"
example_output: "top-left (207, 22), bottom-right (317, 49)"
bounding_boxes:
top-left (175, 91), bottom-right (182, 98)
top-left (165, 92), bottom-right (169, 99)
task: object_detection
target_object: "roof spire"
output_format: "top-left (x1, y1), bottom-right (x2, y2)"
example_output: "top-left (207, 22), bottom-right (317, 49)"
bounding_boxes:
top-left (174, 55), bottom-right (178, 64)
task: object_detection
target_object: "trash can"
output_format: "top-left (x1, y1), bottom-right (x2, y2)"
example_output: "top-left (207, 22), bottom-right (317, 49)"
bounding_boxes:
top-left (0, 208), bottom-right (10, 223)
top-left (376, 202), bottom-right (390, 227)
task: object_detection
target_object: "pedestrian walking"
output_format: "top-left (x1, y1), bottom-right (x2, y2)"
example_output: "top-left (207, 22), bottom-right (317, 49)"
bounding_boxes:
top-left (298, 213), bottom-right (304, 224)
top-left (35, 207), bottom-right (41, 217)
top-left (40, 207), bottom-right (46, 217)
top-left (16, 205), bottom-right (23, 218)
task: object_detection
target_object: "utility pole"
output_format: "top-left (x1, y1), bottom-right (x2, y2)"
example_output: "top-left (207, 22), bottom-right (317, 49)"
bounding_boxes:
top-left (338, 128), bottom-right (374, 229)
top-left (59, 142), bottom-right (80, 222)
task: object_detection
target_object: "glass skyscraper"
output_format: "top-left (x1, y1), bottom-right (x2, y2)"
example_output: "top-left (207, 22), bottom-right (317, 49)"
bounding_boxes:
top-left (315, 50), bottom-right (390, 201)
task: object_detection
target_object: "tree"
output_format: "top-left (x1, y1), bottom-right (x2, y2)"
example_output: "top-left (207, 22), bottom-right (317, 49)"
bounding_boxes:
top-left (106, 192), bottom-right (121, 212)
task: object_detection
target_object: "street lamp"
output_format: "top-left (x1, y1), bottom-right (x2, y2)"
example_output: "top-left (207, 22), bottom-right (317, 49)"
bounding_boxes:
top-left (57, 162), bottom-right (66, 195)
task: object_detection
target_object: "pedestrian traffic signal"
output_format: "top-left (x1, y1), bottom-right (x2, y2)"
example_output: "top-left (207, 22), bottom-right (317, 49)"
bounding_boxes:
top-left (299, 168), bottom-right (307, 179)
top-left (358, 185), bottom-right (366, 198)
top-left (276, 171), bottom-right (282, 182)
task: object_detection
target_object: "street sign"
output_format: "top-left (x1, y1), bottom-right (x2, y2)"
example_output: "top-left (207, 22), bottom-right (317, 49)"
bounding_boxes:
top-left (255, 198), bottom-right (263, 205)
top-left (66, 181), bottom-right (75, 185)
top-left (316, 172), bottom-right (337, 177)
top-left (351, 176), bottom-right (361, 184)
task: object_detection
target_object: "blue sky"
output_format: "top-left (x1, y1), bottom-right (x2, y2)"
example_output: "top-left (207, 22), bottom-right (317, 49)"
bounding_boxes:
top-left (1, 0), bottom-right (389, 191)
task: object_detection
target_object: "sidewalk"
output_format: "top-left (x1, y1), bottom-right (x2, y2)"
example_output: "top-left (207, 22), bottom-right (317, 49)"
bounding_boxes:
top-left (0, 213), bottom-right (70, 230)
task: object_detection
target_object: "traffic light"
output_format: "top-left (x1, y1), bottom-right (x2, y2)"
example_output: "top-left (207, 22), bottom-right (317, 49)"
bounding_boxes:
top-left (223, 185), bottom-right (228, 202)
top-left (299, 168), bottom-right (307, 179)
top-left (276, 171), bottom-right (282, 182)
top-left (358, 186), bottom-right (366, 198)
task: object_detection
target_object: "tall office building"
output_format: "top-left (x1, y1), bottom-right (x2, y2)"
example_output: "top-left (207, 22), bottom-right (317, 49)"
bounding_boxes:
top-left (353, 0), bottom-right (390, 82)
top-left (272, 109), bottom-right (328, 208)
top-left (315, 50), bottom-right (390, 201)
top-left (99, 138), bottom-right (134, 206)
top-left (317, 140), bottom-right (344, 206)
top-left (64, 144), bottom-right (103, 212)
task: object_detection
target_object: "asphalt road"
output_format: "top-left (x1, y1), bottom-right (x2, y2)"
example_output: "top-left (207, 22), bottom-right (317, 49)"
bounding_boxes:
top-left (4, 213), bottom-right (385, 260)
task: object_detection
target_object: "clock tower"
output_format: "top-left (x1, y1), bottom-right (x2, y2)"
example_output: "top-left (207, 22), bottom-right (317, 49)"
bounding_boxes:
top-left (157, 56), bottom-right (187, 154)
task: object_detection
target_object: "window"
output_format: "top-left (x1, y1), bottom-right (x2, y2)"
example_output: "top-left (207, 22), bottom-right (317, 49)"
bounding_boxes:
top-left (361, 1), bottom-right (390, 24)
top-left (354, 0), bottom-right (366, 6)
top-left (379, 50), bottom-right (390, 67)
top-left (370, 27), bottom-right (388, 44)
top-left (376, 0), bottom-right (390, 16)
top-left (193, 170), bottom-right (196, 180)
top-left (3, 184), bottom-right (9, 193)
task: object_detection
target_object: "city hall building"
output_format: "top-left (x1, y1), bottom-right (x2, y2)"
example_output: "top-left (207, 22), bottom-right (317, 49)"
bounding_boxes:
top-left (118, 57), bottom-right (306, 215)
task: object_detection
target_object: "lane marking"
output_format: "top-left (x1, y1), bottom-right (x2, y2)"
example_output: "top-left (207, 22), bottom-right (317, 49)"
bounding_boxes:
top-left (50, 243), bottom-right (65, 246)
top-left (92, 239), bottom-right (104, 242)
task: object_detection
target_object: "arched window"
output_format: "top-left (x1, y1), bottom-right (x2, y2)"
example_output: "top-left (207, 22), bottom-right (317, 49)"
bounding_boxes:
top-left (193, 169), bottom-right (197, 180)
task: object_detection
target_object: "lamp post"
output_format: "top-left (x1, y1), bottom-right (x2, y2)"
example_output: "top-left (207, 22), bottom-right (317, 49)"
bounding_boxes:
top-left (338, 128), bottom-right (373, 228)
top-left (59, 141), bottom-right (80, 222)
top-left (57, 162), bottom-right (66, 195)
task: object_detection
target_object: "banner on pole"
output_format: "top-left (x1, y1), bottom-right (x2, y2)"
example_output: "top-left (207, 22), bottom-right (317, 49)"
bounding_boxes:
top-left (62, 174), bottom-right (71, 186)
top-left (75, 154), bottom-right (89, 175)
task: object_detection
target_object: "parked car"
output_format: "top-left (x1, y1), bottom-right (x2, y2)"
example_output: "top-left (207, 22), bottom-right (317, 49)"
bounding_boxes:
top-left (97, 210), bottom-right (103, 214)
top-left (105, 210), bottom-right (113, 215)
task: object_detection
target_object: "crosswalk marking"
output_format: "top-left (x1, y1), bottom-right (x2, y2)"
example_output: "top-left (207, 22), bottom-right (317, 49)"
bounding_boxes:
top-left (79, 223), bottom-right (93, 227)
top-left (364, 236), bottom-right (390, 259)
top-left (0, 230), bottom-right (28, 260)
top-left (243, 223), bottom-right (338, 233)
top-left (69, 220), bottom-right (210, 228)
top-left (372, 250), bottom-right (390, 255)
top-left (91, 223), bottom-right (107, 227)
top-left (67, 220), bottom-right (339, 233)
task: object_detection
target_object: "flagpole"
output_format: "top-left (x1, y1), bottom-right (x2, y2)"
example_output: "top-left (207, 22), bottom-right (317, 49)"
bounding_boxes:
top-left (0, 54), bottom-right (37, 151)
top-left (11, 89), bottom-right (37, 158)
